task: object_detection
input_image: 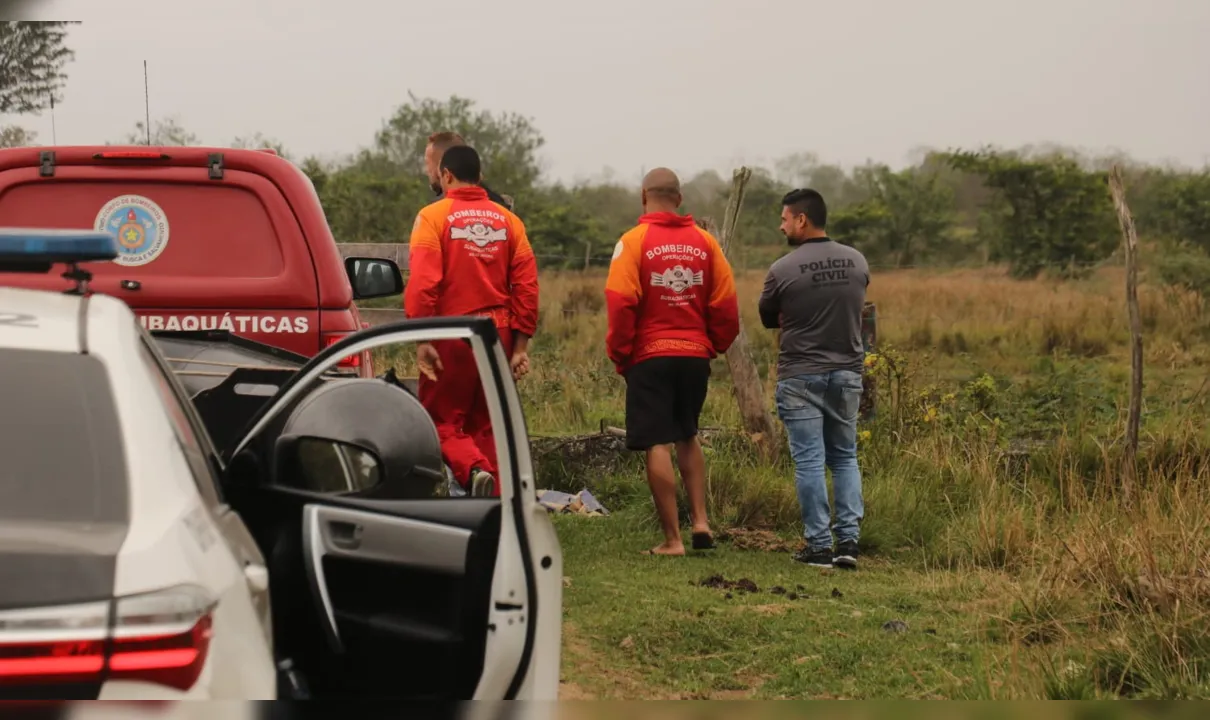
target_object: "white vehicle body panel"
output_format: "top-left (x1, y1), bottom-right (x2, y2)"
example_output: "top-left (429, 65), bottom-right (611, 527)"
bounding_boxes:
top-left (239, 322), bottom-right (562, 700)
top-left (0, 288), bottom-right (274, 700)
top-left (0, 286), bottom-right (86, 352)
top-left (0, 280), bottom-right (561, 700)
top-left (88, 295), bottom-right (276, 700)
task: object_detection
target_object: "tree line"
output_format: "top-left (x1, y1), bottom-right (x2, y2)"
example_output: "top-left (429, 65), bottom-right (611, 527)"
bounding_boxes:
top-left (1, 22), bottom-right (1208, 291)
top-left (129, 102), bottom-right (1210, 294)
top-left (102, 99), bottom-right (1209, 286)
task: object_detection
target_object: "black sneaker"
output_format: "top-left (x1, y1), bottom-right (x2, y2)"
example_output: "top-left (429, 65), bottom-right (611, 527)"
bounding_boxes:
top-left (834, 541), bottom-right (859, 570)
top-left (793, 546), bottom-right (834, 568)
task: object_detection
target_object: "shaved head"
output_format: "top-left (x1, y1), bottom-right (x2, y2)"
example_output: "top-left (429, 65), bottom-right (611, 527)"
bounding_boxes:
top-left (641, 167), bottom-right (682, 210)
top-left (642, 167), bottom-right (680, 195)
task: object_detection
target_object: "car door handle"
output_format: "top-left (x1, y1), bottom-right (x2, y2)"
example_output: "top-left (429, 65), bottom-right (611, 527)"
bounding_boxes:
top-left (244, 562), bottom-right (269, 593)
top-left (327, 521), bottom-right (363, 550)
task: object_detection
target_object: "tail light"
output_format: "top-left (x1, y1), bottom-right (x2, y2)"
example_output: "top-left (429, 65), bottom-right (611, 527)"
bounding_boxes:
top-left (322, 332), bottom-right (361, 369)
top-left (92, 151), bottom-right (171, 160)
top-left (0, 585), bottom-right (215, 692)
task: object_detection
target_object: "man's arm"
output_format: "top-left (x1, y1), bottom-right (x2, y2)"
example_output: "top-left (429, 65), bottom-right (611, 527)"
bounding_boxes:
top-left (403, 209), bottom-right (444, 319)
top-left (757, 266), bottom-right (782, 329)
top-left (604, 227), bottom-right (645, 373)
top-left (506, 215), bottom-right (540, 344)
top-left (702, 230), bottom-right (740, 354)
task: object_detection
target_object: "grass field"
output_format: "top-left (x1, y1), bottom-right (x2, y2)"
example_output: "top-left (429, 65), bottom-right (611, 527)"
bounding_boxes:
top-left (530, 264), bottom-right (1210, 700)
top-left (379, 263), bottom-right (1210, 699)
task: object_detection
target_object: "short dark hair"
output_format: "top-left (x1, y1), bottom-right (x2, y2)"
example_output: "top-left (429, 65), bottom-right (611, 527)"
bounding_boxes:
top-left (782, 188), bottom-right (827, 229)
top-left (439, 145), bottom-right (481, 184)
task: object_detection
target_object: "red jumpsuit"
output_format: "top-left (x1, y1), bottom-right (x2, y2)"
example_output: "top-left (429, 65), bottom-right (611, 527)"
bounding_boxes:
top-left (403, 186), bottom-right (540, 496)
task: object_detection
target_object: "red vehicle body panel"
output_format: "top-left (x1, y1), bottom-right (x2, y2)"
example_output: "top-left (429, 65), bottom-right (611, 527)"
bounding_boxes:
top-left (0, 146), bottom-right (370, 368)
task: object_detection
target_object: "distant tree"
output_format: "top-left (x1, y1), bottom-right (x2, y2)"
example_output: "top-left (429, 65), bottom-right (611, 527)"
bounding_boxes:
top-left (317, 167), bottom-right (429, 244)
top-left (728, 167), bottom-right (793, 248)
top-left (1132, 169), bottom-right (1210, 253)
top-left (681, 169), bottom-right (727, 219)
top-left (830, 164), bottom-right (956, 267)
top-left (524, 185), bottom-right (608, 267)
top-left (0, 21), bottom-right (76, 115)
top-left (944, 148), bottom-right (1119, 279)
top-left (231, 132), bottom-right (291, 159)
top-left (773, 152), bottom-right (821, 188)
top-left (773, 152), bottom-right (864, 207)
top-left (120, 116), bottom-right (199, 146)
top-left (914, 148), bottom-right (994, 231)
top-left (298, 156), bottom-right (331, 194)
top-left (571, 182), bottom-right (640, 243)
top-left (0, 124), bottom-right (36, 148)
top-left (374, 93), bottom-right (545, 194)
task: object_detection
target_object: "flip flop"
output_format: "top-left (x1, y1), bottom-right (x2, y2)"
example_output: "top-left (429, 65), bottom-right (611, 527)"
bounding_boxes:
top-left (691, 532), bottom-right (716, 550)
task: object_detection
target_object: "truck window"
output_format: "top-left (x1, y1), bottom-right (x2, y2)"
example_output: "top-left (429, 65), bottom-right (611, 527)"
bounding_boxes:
top-left (0, 348), bottom-right (129, 523)
top-left (0, 181), bottom-right (286, 279)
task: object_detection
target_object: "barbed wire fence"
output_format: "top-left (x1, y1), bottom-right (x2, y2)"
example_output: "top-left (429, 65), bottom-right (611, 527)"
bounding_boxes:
top-left (531, 252), bottom-right (1125, 272)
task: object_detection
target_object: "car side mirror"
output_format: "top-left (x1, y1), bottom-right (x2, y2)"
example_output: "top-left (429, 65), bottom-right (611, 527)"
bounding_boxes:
top-left (344, 257), bottom-right (404, 300)
top-left (274, 434), bottom-right (383, 494)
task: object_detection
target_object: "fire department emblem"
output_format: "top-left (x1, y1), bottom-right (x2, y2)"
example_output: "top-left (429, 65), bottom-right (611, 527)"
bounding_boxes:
top-left (451, 222), bottom-right (508, 248)
top-left (651, 265), bottom-right (703, 294)
top-left (93, 194), bottom-right (170, 267)
top-left (116, 210), bottom-right (145, 250)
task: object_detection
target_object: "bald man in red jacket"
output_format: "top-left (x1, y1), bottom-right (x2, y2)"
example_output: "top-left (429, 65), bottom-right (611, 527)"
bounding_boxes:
top-left (605, 167), bottom-right (740, 555)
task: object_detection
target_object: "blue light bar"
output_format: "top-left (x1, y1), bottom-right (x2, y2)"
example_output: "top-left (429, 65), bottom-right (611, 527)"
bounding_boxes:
top-left (0, 228), bottom-right (118, 265)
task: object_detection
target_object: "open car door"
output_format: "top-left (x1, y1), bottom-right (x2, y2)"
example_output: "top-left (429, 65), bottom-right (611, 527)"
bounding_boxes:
top-left (218, 317), bottom-right (562, 701)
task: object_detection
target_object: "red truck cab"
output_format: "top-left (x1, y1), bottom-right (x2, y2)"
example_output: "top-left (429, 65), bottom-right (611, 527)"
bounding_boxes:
top-left (0, 146), bottom-right (402, 372)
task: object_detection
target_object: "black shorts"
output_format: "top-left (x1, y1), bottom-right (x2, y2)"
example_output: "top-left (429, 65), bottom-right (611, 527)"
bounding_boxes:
top-left (624, 356), bottom-right (712, 451)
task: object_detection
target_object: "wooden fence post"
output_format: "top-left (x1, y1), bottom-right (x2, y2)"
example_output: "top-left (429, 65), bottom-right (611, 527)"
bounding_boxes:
top-left (1107, 164), bottom-right (1142, 499)
top-left (860, 301), bottom-right (878, 420)
top-left (704, 167), bottom-right (782, 462)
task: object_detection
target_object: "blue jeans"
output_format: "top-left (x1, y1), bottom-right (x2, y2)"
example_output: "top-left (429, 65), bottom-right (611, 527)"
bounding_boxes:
top-left (775, 370), bottom-right (865, 551)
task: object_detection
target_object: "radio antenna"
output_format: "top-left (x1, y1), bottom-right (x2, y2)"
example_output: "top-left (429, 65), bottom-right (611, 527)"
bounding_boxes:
top-left (143, 60), bottom-right (151, 145)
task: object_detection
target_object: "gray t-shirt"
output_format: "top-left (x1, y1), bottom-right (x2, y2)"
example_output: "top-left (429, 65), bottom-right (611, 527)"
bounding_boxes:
top-left (757, 238), bottom-right (869, 381)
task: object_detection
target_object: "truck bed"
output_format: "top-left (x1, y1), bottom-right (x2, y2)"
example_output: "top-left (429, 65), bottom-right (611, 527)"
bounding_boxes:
top-left (152, 329), bottom-right (418, 459)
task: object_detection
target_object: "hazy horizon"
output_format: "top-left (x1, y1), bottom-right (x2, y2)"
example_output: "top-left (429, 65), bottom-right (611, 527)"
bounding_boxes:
top-left (3, 0), bottom-right (1208, 184)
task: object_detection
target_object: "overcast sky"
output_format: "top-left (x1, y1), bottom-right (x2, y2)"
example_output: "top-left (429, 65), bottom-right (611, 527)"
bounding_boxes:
top-left (5, 0), bottom-right (1209, 184)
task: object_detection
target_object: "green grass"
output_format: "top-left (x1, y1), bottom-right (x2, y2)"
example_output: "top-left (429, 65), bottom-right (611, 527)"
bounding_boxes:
top-left (554, 509), bottom-right (1010, 700)
top-left (372, 265), bottom-right (1210, 699)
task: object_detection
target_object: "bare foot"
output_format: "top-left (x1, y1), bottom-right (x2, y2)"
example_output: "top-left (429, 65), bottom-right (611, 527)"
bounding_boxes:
top-left (643, 542), bottom-right (685, 556)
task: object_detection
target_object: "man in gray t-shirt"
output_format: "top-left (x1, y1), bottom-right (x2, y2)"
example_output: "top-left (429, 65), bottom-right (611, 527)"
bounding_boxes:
top-left (758, 188), bottom-right (869, 570)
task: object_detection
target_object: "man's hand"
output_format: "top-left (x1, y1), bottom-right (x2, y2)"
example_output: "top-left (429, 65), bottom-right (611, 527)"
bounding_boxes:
top-left (417, 342), bottom-right (443, 381)
top-left (510, 350), bottom-right (530, 381)
top-left (510, 331), bottom-right (532, 381)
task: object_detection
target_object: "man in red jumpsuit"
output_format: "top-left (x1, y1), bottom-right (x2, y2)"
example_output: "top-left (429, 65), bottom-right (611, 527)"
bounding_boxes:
top-left (404, 144), bottom-right (540, 498)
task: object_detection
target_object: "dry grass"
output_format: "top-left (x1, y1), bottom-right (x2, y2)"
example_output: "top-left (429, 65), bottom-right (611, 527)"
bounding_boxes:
top-left (523, 264), bottom-right (1210, 699)
top-left (371, 263), bottom-right (1210, 697)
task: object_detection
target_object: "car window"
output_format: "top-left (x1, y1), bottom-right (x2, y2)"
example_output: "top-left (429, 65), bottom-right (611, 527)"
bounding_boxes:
top-left (289, 438), bottom-right (383, 494)
top-left (136, 338), bottom-right (224, 508)
top-left (269, 337), bottom-right (505, 501)
top-left (0, 348), bottom-right (129, 523)
top-left (0, 181), bottom-right (289, 281)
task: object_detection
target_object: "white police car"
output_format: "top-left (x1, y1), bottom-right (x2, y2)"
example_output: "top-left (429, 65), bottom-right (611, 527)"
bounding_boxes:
top-left (0, 230), bottom-right (562, 701)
